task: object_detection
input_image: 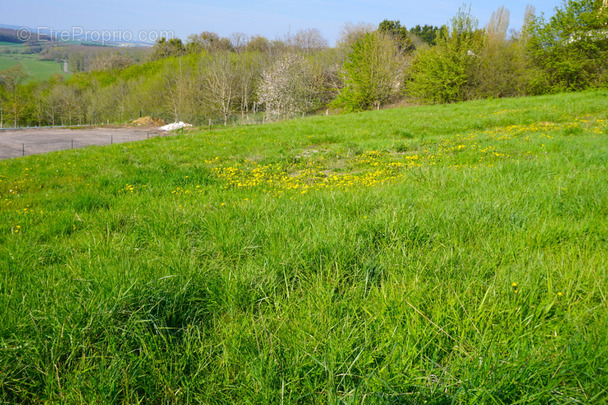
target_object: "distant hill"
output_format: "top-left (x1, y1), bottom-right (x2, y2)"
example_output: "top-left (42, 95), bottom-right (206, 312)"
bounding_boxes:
top-left (0, 23), bottom-right (23, 30)
top-left (0, 26), bottom-right (52, 44)
top-left (0, 23), bottom-right (154, 47)
top-left (0, 27), bottom-right (27, 43)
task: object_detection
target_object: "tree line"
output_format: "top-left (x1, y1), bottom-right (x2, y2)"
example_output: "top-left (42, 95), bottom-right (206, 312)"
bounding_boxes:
top-left (1, 0), bottom-right (607, 128)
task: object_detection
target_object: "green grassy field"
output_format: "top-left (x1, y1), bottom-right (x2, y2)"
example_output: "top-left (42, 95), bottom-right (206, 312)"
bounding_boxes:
top-left (1, 91), bottom-right (607, 403)
top-left (0, 41), bottom-right (24, 51)
top-left (0, 51), bottom-right (69, 81)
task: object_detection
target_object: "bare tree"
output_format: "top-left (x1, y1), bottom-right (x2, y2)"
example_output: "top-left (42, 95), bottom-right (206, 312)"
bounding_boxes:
top-left (337, 22), bottom-right (376, 50)
top-left (521, 5), bottom-right (537, 42)
top-left (285, 28), bottom-right (329, 53)
top-left (89, 53), bottom-right (135, 72)
top-left (468, 7), bottom-right (532, 99)
top-left (199, 52), bottom-right (242, 125)
top-left (163, 59), bottom-right (197, 122)
top-left (236, 52), bottom-right (264, 117)
top-left (486, 6), bottom-right (510, 42)
top-left (229, 32), bottom-right (249, 53)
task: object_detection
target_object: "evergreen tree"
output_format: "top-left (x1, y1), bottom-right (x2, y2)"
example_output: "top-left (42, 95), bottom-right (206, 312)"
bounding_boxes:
top-left (409, 25), bottom-right (441, 46)
top-left (378, 20), bottom-right (414, 51)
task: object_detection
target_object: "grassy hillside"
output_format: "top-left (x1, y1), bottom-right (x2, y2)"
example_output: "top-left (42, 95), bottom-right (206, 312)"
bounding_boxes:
top-left (1, 91), bottom-right (608, 403)
top-left (0, 41), bottom-right (24, 50)
top-left (0, 52), bottom-right (69, 81)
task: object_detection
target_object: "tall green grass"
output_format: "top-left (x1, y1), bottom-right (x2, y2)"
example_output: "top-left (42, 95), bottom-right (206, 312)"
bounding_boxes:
top-left (1, 91), bottom-right (608, 403)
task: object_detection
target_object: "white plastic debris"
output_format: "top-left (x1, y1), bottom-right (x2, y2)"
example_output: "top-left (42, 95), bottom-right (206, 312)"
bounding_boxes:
top-left (159, 122), bottom-right (193, 131)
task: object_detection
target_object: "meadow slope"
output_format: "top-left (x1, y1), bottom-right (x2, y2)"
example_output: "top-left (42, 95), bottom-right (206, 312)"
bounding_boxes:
top-left (0, 57), bottom-right (69, 82)
top-left (1, 91), bottom-right (607, 403)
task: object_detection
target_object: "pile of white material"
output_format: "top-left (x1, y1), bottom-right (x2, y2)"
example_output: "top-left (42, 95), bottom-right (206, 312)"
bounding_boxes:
top-left (159, 122), bottom-right (192, 131)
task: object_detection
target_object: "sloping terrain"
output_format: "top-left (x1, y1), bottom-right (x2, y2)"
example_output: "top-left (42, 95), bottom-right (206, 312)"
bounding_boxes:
top-left (1, 91), bottom-right (607, 403)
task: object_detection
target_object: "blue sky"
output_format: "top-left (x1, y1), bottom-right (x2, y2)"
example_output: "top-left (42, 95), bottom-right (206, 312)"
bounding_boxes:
top-left (3, 0), bottom-right (562, 44)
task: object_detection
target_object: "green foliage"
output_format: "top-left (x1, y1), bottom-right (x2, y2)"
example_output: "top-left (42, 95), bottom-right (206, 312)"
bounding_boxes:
top-left (187, 31), bottom-right (233, 54)
top-left (0, 53), bottom-right (67, 82)
top-left (37, 44), bottom-right (150, 74)
top-left (406, 6), bottom-right (484, 104)
top-left (467, 7), bottom-right (533, 99)
top-left (468, 39), bottom-right (531, 99)
top-left (333, 32), bottom-right (404, 112)
top-left (527, 0), bottom-right (608, 92)
top-left (3, 2), bottom-right (608, 129)
top-left (378, 19), bottom-right (414, 51)
top-left (406, 41), bottom-right (467, 104)
top-left (1, 91), bottom-right (608, 402)
top-left (245, 35), bottom-right (272, 53)
top-left (1, 50), bottom-right (264, 126)
top-left (0, 65), bottom-right (28, 127)
top-left (409, 24), bottom-right (442, 46)
top-left (150, 37), bottom-right (186, 61)
top-left (68, 51), bottom-right (86, 72)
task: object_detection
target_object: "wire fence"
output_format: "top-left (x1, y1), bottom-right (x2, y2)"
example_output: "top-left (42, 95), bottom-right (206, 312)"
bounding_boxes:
top-left (0, 113), bottom-right (268, 131)
top-left (0, 130), bottom-right (173, 160)
top-left (0, 111), bottom-right (316, 160)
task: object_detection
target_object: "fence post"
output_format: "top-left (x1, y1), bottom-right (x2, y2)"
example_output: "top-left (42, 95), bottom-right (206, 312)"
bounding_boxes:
top-left (22, 144), bottom-right (25, 157)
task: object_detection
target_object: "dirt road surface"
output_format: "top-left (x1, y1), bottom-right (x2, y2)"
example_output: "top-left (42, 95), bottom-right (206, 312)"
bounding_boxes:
top-left (0, 127), bottom-right (167, 160)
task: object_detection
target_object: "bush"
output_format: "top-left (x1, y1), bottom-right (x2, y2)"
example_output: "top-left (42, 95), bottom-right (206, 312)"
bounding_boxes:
top-left (527, 0), bottom-right (608, 92)
top-left (406, 6), bottom-right (484, 104)
top-left (333, 32), bottom-right (405, 112)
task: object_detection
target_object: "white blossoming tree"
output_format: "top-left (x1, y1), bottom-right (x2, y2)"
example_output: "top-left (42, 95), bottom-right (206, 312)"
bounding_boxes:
top-left (257, 53), bottom-right (320, 121)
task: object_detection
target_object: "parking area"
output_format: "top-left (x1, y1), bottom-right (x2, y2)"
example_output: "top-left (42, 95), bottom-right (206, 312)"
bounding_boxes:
top-left (0, 127), bottom-right (166, 160)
